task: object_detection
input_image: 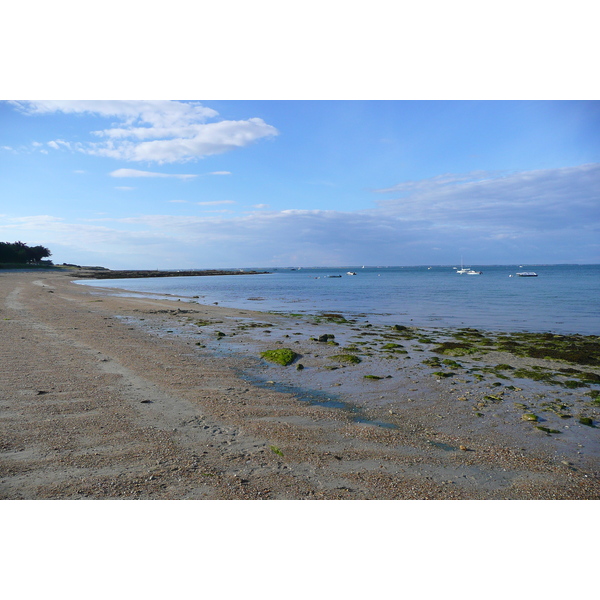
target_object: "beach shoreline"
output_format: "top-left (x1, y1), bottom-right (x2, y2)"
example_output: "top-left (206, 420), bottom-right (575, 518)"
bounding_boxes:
top-left (1, 269), bottom-right (599, 499)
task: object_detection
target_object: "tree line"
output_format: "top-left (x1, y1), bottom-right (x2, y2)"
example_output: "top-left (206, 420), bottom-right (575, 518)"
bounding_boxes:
top-left (0, 241), bottom-right (52, 264)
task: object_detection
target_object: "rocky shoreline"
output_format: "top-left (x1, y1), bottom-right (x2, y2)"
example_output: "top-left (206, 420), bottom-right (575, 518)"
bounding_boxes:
top-left (68, 267), bottom-right (271, 279)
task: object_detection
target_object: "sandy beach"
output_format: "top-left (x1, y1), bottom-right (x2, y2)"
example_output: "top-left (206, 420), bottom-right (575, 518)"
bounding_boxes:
top-left (1, 268), bottom-right (599, 499)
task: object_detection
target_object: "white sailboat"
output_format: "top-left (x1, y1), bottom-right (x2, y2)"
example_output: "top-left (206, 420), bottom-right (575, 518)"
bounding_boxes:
top-left (456, 258), bottom-right (469, 274)
top-left (456, 258), bottom-right (482, 275)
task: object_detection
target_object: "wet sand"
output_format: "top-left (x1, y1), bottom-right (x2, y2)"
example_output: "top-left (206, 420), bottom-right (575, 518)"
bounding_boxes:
top-left (1, 269), bottom-right (599, 499)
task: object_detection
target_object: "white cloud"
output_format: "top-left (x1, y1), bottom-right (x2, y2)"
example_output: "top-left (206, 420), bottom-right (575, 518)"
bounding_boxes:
top-left (46, 139), bottom-right (72, 151)
top-left (11, 100), bottom-right (218, 127)
top-left (109, 168), bottom-right (197, 179)
top-left (209, 171), bottom-right (232, 176)
top-left (374, 171), bottom-right (497, 194)
top-left (12, 100), bottom-right (278, 164)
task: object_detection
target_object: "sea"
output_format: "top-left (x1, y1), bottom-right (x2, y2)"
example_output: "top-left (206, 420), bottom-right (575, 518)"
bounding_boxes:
top-left (76, 264), bottom-right (600, 336)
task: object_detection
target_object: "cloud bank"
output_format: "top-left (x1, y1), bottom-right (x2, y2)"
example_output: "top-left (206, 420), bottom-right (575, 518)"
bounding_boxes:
top-left (12, 100), bottom-right (279, 164)
top-left (3, 163), bottom-right (598, 268)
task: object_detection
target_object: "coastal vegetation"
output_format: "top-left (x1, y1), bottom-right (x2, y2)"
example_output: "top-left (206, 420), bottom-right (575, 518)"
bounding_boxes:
top-left (0, 241), bottom-right (52, 266)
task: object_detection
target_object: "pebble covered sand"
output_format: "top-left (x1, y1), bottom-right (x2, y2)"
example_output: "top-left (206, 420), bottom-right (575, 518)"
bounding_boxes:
top-left (1, 269), bottom-right (599, 500)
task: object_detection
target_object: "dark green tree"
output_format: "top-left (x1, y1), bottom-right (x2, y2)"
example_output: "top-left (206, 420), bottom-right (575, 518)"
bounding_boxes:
top-left (0, 241), bottom-right (52, 264)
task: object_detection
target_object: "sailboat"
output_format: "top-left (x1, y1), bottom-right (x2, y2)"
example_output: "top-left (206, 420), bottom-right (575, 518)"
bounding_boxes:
top-left (456, 258), bottom-right (482, 275)
top-left (456, 258), bottom-right (469, 274)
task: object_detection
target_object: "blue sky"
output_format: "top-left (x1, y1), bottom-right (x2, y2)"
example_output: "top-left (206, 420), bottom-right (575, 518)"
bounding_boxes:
top-left (1, 99), bottom-right (599, 268)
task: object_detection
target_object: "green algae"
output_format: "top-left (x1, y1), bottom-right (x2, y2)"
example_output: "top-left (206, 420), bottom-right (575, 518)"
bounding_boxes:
top-left (522, 413), bottom-right (539, 421)
top-left (513, 368), bottom-right (558, 383)
top-left (535, 426), bottom-right (561, 434)
top-left (329, 354), bottom-right (362, 365)
top-left (563, 380), bottom-right (588, 389)
top-left (483, 394), bottom-right (503, 403)
top-left (540, 400), bottom-right (572, 419)
top-left (422, 357), bottom-right (442, 367)
top-left (578, 416), bottom-right (595, 427)
top-left (381, 343), bottom-right (404, 350)
top-left (432, 342), bottom-right (481, 357)
top-left (238, 322), bottom-right (274, 330)
top-left (364, 375), bottom-right (383, 380)
top-left (494, 332), bottom-right (600, 366)
top-left (432, 371), bottom-right (456, 378)
top-left (340, 345), bottom-right (361, 353)
top-left (320, 313), bottom-right (350, 324)
top-left (260, 348), bottom-right (299, 366)
top-left (442, 359), bottom-right (462, 368)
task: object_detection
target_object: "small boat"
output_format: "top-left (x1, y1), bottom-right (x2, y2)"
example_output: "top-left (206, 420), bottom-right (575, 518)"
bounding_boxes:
top-left (466, 269), bottom-right (483, 275)
top-left (347, 271), bottom-right (357, 275)
top-left (516, 272), bottom-right (538, 277)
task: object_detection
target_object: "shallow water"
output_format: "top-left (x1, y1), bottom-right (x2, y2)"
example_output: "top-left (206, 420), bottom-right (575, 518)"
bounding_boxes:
top-left (77, 264), bottom-right (600, 335)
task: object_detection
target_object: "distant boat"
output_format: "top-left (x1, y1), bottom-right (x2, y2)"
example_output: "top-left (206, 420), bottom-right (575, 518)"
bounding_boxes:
top-left (456, 258), bottom-right (470, 274)
top-left (347, 271), bottom-right (357, 275)
top-left (456, 258), bottom-right (481, 275)
top-left (516, 272), bottom-right (538, 277)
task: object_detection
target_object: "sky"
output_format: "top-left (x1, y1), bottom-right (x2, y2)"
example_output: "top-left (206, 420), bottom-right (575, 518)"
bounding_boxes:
top-left (1, 99), bottom-right (599, 268)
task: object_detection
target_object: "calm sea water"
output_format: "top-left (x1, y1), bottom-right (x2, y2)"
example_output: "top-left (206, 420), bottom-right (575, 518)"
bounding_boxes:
top-left (76, 264), bottom-right (600, 335)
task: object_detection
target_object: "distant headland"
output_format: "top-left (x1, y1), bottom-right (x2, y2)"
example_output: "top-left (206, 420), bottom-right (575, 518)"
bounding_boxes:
top-left (68, 266), bottom-right (271, 279)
